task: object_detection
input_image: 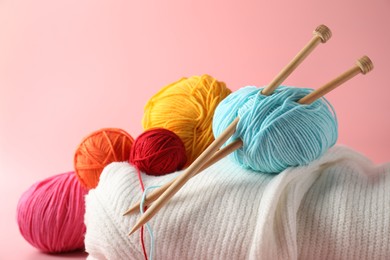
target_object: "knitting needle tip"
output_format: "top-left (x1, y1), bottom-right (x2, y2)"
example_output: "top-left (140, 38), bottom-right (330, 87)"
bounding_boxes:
top-left (123, 209), bottom-right (132, 216)
top-left (128, 226), bottom-right (137, 236)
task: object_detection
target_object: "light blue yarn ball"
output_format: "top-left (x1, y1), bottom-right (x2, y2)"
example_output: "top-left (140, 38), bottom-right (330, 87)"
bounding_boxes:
top-left (212, 86), bottom-right (338, 173)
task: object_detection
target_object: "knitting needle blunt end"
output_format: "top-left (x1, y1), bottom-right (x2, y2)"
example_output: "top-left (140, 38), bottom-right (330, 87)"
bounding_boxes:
top-left (313, 24), bottom-right (332, 43)
top-left (356, 56), bottom-right (374, 74)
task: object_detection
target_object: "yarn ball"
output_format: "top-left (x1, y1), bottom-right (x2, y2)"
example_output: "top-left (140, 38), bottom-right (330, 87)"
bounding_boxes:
top-left (74, 128), bottom-right (134, 189)
top-left (129, 128), bottom-right (187, 176)
top-left (17, 171), bottom-right (87, 253)
top-left (142, 74), bottom-right (231, 166)
top-left (213, 86), bottom-right (338, 173)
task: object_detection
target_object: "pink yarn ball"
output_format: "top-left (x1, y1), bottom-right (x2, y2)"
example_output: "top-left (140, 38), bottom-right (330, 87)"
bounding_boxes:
top-left (17, 172), bottom-right (87, 253)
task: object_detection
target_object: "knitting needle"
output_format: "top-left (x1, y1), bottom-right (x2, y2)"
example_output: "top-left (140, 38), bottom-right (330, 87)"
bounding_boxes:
top-left (123, 139), bottom-right (243, 215)
top-left (126, 56), bottom-right (373, 219)
top-left (128, 25), bottom-right (333, 234)
top-left (123, 25), bottom-right (331, 217)
top-left (298, 55), bottom-right (373, 104)
top-left (262, 24), bottom-right (332, 95)
top-left (129, 55), bottom-right (373, 235)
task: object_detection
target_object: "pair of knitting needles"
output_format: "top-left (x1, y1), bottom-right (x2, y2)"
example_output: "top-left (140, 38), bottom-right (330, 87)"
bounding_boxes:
top-left (126, 25), bottom-right (373, 235)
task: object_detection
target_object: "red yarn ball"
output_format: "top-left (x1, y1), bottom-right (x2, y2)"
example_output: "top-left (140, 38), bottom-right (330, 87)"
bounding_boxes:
top-left (130, 128), bottom-right (187, 176)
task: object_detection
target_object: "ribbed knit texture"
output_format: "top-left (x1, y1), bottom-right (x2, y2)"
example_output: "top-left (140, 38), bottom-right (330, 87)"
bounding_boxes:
top-left (84, 146), bottom-right (390, 260)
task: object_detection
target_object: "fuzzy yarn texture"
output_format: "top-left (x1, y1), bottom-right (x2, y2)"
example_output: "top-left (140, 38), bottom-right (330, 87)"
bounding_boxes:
top-left (74, 128), bottom-right (134, 189)
top-left (17, 171), bottom-right (87, 253)
top-left (142, 74), bottom-right (231, 166)
top-left (213, 86), bottom-right (338, 173)
top-left (129, 128), bottom-right (187, 176)
top-left (84, 146), bottom-right (390, 259)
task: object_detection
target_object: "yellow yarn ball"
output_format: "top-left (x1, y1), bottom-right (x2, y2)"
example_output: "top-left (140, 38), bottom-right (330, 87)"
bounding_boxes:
top-left (143, 74), bottom-right (231, 166)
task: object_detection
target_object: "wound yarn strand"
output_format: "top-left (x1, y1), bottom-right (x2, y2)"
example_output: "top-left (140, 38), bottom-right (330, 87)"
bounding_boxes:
top-left (213, 86), bottom-right (338, 173)
top-left (130, 128), bottom-right (187, 176)
top-left (142, 75), bottom-right (231, 166)
top-left (74, 128), bottom-right (134, 189)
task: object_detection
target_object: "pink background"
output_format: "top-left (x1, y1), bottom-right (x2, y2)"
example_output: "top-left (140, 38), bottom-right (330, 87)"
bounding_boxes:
top-left (1, 0), bottom-right (389, 258)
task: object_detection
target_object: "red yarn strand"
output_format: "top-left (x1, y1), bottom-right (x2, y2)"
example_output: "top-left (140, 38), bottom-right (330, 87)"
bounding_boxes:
top-left (140, 227), bottom-right (148, 260)
top-left (136, 167), bottom-right (148, 260)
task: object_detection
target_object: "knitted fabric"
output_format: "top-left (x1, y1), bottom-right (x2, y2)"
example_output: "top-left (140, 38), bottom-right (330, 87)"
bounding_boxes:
top-left (84, 146), bottom-right (390, 259)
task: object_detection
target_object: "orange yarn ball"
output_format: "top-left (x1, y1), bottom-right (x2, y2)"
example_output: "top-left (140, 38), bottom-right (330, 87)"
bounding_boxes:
top-left (74, 128), bottom-right (134, 189)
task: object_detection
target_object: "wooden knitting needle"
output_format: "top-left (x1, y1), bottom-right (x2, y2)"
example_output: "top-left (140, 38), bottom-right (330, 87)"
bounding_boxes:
top-left (127, 25), bottom-right (333, 234)
top-left (262, 24), bottom-right (332, 95)
top-left (123, 25), bottom-right (331, 217)
top-left (129, 55), bottom-right (373, 235)
top-left (298, 55), bottom-right (373, 104)
top-left (126, 55), bottom-right (373, 218)
top-left (123, 139), bottom-right (243, 215)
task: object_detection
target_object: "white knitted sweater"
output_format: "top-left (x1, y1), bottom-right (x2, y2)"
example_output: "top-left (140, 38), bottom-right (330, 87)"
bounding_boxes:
top-left (84, 146), bottom-right (390, 259)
